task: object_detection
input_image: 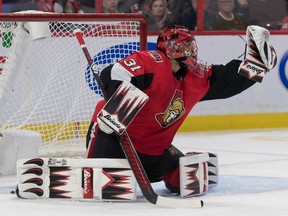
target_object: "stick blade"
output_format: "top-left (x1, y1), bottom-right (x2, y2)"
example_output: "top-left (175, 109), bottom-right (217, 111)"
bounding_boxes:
top-left (156, 196), bottom-right (204, 208)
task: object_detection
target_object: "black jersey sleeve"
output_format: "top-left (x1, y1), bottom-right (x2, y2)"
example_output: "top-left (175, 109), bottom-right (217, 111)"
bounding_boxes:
top-left (99, 64), bottom-right (153, 99)
top-left (201, 59), bottom-right (256, 101)
top-left (99, 64), bottom-right (121, 98)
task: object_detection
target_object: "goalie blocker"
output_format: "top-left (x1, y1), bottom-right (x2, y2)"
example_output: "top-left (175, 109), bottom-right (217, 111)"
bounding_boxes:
top-left (16, 158), bottom-right (136, 200)
top-left (97, 80), bottom-right (149, 135)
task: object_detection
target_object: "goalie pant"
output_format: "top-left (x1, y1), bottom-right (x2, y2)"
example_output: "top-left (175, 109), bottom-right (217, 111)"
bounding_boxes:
top-left (16, 153), bottom-right (218, 200)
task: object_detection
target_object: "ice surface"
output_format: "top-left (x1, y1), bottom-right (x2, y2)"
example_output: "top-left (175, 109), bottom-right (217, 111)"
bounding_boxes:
top-left (1, 129), bottom-right (288, 216)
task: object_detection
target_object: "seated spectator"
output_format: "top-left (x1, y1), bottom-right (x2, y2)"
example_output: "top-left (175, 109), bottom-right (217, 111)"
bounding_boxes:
top-left (234, 0), bottom-right (250, 19)
top-left (214, 0), bottom-right (249, 30)
top-left (281, 16), bottom-right (288, 29)
top-left (166, 0), bottom-right (191, 19)
top-left (76, 0), bottom-right (100, 13)
top-left (178, 0), bottom-right (218, 30)
top-left (130, 2), bottom-right (144, 14)
top-left (63, 0), bottom-right (84, 13)
top-left (143, 0), bottom-right (176, 31)
top-left (284, 0), bottom-right (288, 29)
top-left (116, 0), bottom-right (149, 13)
top-left (102, 0), bottom-right (119, 13)
top-left (5, 0), bottom-right (63, 13)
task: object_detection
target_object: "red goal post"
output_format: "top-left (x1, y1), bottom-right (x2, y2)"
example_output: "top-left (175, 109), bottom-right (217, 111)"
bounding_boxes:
top-left (0, 12), bottom-right (147, 157)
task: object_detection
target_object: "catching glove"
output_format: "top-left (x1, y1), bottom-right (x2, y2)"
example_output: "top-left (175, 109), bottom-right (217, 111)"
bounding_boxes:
top-left (238, 25), bottom-right (277, 82)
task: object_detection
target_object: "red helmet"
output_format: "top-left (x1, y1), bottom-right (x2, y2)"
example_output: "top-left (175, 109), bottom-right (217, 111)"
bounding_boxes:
top-left (157, 25), bottom-right (207, 77)
top-left (157, 25), bottom-right (198, 67)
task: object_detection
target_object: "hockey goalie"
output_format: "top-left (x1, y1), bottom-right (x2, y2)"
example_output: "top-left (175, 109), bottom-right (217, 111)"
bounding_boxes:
top-left (16, 25), bottom-right (277, 203)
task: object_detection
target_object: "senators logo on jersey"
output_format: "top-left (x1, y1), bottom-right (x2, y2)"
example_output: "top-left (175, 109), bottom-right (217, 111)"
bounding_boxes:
top-left (155, 90), bottom-right (185, 127)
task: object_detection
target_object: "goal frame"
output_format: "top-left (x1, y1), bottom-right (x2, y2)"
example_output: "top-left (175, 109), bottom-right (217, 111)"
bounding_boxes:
top-left (0, 13), bottom-right (147, 157)
top-left (0, 13), bottom-right (147, 51)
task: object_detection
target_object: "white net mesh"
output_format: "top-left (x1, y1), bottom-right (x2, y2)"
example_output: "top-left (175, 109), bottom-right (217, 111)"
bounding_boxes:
top-left (0, 13), bottom-right (145, 157)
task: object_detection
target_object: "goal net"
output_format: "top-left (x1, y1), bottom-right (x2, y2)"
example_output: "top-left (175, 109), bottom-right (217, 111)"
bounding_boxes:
top-left (0, 12), bottom-right (147, 157)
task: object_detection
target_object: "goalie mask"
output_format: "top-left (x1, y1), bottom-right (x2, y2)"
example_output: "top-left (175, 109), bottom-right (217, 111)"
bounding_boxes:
top-left (157, 25), bottom-right (207, 77)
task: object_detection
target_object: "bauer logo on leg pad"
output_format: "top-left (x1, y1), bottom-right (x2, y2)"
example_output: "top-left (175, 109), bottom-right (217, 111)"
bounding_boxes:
top-left (83, 168), bottom-right (93, 199)
top-left (98, 81), bottom-right (148, 134)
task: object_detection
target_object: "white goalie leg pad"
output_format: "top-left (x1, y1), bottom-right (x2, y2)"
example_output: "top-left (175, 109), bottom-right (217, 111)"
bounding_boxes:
top-left (179, 152), bottom-right (219, 197)
top-left (207, 152), bottom-right (219, 189)
top-left (179, 152), bottom-right (209, 197)
top-left (17, 158), bottom-right (136, 201)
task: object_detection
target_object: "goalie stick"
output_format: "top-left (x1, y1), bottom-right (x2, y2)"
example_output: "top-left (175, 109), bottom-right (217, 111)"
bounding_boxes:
top-left (74, 29), bottom-right (203, 208)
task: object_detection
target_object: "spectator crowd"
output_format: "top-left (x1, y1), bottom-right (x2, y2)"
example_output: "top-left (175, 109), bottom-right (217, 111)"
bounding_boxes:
top-left (2, 0), bottom-right (288, 31)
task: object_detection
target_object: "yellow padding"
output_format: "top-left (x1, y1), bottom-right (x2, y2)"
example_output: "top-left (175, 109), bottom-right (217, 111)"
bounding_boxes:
top-left (179, 113), bottom-right (288, 132)
top-left (8, 113), bottom-right (288, 141)
top-left (20, 121), bottom-right (90, 142)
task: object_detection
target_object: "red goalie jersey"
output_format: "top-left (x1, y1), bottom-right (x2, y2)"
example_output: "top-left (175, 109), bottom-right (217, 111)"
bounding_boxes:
top-left (112, 50), bottom-right (211, 155)
top-left (87, 48), bottom-right (255, 157)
